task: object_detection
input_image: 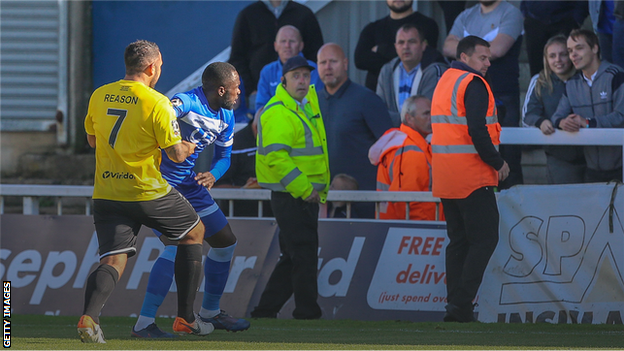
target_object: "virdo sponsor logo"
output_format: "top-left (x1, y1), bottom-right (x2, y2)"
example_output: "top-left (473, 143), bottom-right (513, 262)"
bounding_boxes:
top-left (102, 171), bottom-right (135, 180)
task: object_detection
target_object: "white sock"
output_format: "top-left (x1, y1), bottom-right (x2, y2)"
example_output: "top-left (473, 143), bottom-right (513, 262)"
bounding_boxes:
top-left (134, 315), bottom-right (155, 331)
top-left (199, 307), bottom-right (220, 319)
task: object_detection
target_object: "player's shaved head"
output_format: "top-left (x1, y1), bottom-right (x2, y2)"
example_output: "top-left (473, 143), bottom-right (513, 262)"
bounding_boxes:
top-left (202, 61), bottom-right (237, 90)
top-left (124, 40), bottom-right (160, 75)
top-left (202, 61), bottom-right (240, 110)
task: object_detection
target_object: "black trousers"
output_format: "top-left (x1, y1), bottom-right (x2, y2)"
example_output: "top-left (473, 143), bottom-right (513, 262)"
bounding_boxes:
top-left (441, 186), bottom-right (499, 309)
top-left (251, 191), bottom-right (322, 319)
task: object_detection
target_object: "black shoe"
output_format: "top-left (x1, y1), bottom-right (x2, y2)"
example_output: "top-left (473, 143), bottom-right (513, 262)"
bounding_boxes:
top-left (199, 310), bottom-right (250, 332)
top-left (294, 313), bottom-right (322, 320)
top-left (443, 311), bottom-right (459, 322)
top-left (443, 304), bottom-right (477, 323)
top-left (131, 323), bottom-right (178, 338)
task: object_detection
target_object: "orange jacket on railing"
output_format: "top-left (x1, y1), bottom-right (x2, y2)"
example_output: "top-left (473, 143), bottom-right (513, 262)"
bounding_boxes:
top-left (431, 68), bottom-right (501, 199)
top-left (369, 124), bottom-right (443, 221)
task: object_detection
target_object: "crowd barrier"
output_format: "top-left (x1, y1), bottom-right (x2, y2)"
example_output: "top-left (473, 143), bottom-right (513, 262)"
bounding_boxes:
top-left (1, 183), bottom-right (621, 324)
top-left (0, 185), bottom-right (441, 219)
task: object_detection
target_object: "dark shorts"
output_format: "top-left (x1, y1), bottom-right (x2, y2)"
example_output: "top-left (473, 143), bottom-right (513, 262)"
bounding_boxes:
top-left (152, 206), bottom-right (228, 239)
top-left (93, 188), bottom-right (200, 258)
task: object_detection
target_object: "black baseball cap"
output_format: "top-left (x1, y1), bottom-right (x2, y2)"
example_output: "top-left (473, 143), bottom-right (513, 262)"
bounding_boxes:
top-left (282, 56), bottom-right (315, 76)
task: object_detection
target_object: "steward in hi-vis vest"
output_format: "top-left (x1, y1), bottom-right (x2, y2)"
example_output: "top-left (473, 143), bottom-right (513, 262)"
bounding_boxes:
top-left (431, 67), bottom-right (501, 199)
top-left (256, 82), bottom-right (330, 202)
top-left (429, 36), bottom-right (509, 324)
top-left (252, 55), bottom-right (327, 320)
top-left (369, 95), bottom-right (443, 221)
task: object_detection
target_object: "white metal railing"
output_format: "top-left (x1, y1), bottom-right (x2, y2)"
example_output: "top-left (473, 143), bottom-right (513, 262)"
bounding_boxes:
top-left (0, 184), bottom-right (94, 215)
top-left (501, 127), bottom-right (624, 147)
top-left (0, 185), bottom-right (440, 219)
top-left (1, 128), bottom-right (622, 217)
top-left (501, 128), bottom-right (624, 181)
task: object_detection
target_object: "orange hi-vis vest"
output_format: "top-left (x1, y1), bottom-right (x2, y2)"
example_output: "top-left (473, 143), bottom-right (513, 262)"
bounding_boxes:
top-left (369, 124), bottom-right (443, 221)
top-left (431, 68), bottom-right (501, 199)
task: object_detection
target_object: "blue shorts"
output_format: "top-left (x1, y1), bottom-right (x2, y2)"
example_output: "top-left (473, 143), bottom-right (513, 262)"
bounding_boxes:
top-left (153, 181), bottom-right (228, 239)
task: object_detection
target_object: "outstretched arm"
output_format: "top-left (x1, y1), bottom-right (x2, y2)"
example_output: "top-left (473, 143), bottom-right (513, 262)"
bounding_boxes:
top-left (163, 141), bottom-right (196, 163)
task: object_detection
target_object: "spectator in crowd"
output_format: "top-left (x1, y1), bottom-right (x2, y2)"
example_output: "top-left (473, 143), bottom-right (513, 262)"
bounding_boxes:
top-left (252, 56), bottom-right (329, 319)
top-left (443, 0), bottom-right (524, 189)
top-left (355, 0), bottom-right (440, 91)
top-left (229, 0), bottom-right (323, 103)
top-left (132, 62), bottom-right (250, 337)
top-left (327, 173), bottom-right (360, 218)
top-left (255, 25), bottom-right (324, 111)
top-left (522, 35), bottom-right (586, 184)
top-left (432, 36), bottom-right (509, 322)
top-left (377, 24), bottom-right (447, 125)
top-left (521, 1), bottom-right (587, 76)
top-left (79, 40), bottom-right (208, 343)
top-left (552, 29), bottom-right (624, 182)
top-left (590, 0), bottom-right (616, 62)
top-left (369, 95), bottom-right (442, 221)
top-left (317, 43), bottom-right (394, 218)
top-left (214, 108), bottom-right (272, 217)
top-left (614, 0), bottom-right (624, 69)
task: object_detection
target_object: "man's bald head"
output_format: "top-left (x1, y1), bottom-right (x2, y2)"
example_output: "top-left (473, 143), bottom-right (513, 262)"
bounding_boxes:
top-left (317, 43), bottom-right (348, 94)
top-left (317, 43), bottom-right (345, 60)
top-left (274, 25), bottom-right (304, 63)
top-left (275, 25), bottom-right (302, 42)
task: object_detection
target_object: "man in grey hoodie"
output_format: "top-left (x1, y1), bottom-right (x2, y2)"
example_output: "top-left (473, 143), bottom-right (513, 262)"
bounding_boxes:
top-left (552, 29), bottom-right (624, 182)
top-left (377, 23), bottom-right (447, 126)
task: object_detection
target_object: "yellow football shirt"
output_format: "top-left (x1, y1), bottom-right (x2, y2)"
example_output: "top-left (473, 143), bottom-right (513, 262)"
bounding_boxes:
top-left (84, 80), bottom-right (181, 201)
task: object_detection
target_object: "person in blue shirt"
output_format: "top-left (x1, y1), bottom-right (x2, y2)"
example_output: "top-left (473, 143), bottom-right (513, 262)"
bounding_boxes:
top-left (131, 62), bottom-right (250, 338)
top-left (255, 25), bottom-right (324, 111)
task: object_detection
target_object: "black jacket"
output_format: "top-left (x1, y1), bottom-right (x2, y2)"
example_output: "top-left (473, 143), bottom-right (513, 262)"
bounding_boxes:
top-left (354, 11), bottom-right (439, 91)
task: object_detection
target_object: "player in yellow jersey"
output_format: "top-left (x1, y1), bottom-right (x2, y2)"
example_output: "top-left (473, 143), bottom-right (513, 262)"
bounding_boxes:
top-left (78, 40), bottom-right (212, 343)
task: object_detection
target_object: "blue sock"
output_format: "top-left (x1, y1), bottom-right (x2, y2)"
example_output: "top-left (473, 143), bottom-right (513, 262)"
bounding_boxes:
top-left (139, 245), bottom-right (176, 318)
top-left (202, 242), bottom-right (236, 312)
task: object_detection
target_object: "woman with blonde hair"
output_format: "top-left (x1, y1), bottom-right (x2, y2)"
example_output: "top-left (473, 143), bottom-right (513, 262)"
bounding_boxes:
top-left (522, 35), bottom-right (586, 184)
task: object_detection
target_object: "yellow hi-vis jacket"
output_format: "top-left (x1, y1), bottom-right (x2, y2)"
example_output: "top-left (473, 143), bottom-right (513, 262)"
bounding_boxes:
top-left (255, 83), bottom-right (330, 203)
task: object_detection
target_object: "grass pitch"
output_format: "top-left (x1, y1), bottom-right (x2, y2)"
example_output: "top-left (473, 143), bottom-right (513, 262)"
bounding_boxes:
top-left (9, 314), bottom-right (624, 350)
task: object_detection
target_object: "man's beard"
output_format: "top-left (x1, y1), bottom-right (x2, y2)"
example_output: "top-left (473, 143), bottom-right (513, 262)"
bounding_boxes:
top-left (388, 2), bottom-right (412, 14)
top-left (221, 92), bottom-right (236, 110)
top-left (323, 76), bottom-right (338, 89)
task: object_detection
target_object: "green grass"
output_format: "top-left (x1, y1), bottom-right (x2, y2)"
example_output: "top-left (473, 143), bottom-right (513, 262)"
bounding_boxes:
top-left (9, 315), bottom-right (624, 350)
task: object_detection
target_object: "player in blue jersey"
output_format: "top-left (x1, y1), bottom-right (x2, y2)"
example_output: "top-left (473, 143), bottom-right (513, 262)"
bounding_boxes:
top-left (131, 62), bottom-right (251, 338)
